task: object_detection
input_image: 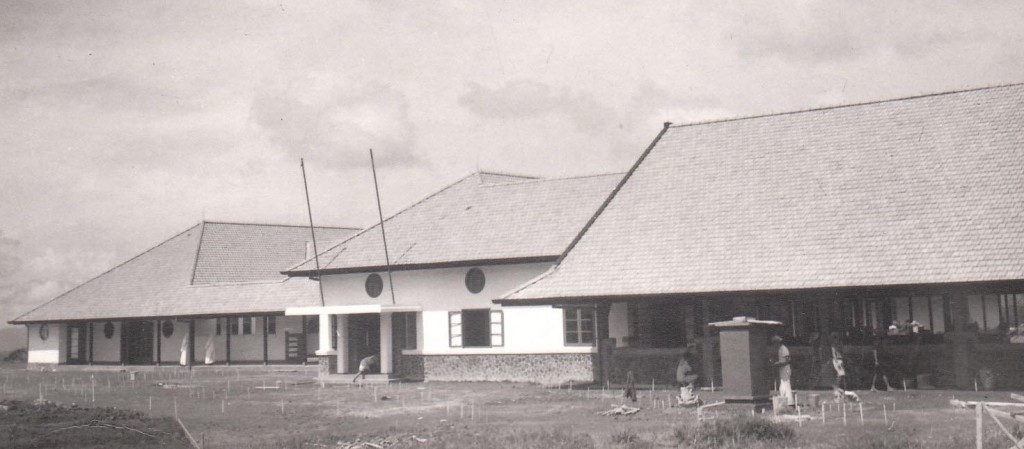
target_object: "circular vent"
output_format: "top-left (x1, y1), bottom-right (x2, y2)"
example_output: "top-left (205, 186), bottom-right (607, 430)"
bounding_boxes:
top-left (365, 273), bottom-right (384, 298)
top-left (465, 268), bottom-right (485, 294)
top-left (103, 322), bottom-right (115, 339)
top-left (38, 324), bottom-right (49, 341)
top-left (161, 320), bottom-right (175, 338)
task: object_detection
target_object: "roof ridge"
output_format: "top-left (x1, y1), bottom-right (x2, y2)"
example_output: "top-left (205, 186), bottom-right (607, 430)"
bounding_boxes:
top-left (500, 125), bottom-right (672, 301)
top-left (669, 82), bottom-right (1024, 130)
top-left (189, 221), bottom-right (208, 286)
top-left (478, 171), bottom-right (625, 187)
top-left (475, 170), bottom-right (540, 179)
top-left (9, 223), bottom-right (204, 324)
top-left (202, 220), bottom-right (360, 231)
top-left (283, 173), bottom-right (481, 274)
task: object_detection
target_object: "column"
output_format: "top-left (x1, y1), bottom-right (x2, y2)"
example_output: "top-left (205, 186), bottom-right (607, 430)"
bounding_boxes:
top-left (155, 320), bottom-right (162, 366)
top-left (225, 320), bottom-right (232, 366)
top-left (336, 315), bottom-right (349, 373)
top-left (262, 317), bottom-right (269, 365)
top-left (380, 313), bottom-right (393, 374)
top-left (315, 313), bottom-right (337, 377)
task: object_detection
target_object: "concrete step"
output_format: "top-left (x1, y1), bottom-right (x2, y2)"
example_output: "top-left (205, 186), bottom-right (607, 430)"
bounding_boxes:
top-left (323, 373), bottom-right (403, 384)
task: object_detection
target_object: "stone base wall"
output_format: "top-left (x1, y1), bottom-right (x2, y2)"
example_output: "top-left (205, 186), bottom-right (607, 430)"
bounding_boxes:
top-left (398, 353), bottom-right (595, 384)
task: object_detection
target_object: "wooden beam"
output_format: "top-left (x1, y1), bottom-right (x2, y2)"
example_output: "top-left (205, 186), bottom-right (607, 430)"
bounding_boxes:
top-left (226, 318), bottom-right (232, 366)
top-left (263, 316), bottom-right (269, 365)
top-left (187, 320), bottom-right (195, 368)
top-left (88, 322), bottom-right (94, 365)
top-left (120, 320), bottom-right (126, 365)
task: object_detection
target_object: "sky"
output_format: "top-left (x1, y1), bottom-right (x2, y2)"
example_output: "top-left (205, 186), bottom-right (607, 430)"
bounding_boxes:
top-left (1, 0), bottom-right (1023, 329)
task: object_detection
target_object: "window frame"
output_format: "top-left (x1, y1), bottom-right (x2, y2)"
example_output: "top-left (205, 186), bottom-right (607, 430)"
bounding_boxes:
top-left (563, 306), bottom-right (596, 346)
top-left (449, 309), bottom-right (503, 348)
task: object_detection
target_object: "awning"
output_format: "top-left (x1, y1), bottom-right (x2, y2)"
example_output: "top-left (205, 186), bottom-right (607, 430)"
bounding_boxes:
top-left (284, 304), bottom-right (422, 316)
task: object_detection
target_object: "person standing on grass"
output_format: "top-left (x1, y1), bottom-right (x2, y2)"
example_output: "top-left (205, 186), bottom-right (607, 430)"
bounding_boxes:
top-left (353, 354), bottom-right (379, 382)
top-left (870, 336), bottom-right (894, 391)
top-left (771, 336), bottom-right (794, 406)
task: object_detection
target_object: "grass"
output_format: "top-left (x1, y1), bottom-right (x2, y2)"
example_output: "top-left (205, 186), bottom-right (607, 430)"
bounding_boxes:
top-left (0, 398), bottom-right (190, 448)
top-left (674, 415), bottom-right (796, 449)
top-left (0, 362), bottom-right (1014, 448)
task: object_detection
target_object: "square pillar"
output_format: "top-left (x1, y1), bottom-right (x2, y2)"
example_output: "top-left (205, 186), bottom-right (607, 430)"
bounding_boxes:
top-left (709, 316), bottom-right (782, 405)
top-left (336, 315), bottom-right (349, 373)
top-left (315, 313), bottom-right (337, 377)
top-left (380, 313), bottom-right (393, 374)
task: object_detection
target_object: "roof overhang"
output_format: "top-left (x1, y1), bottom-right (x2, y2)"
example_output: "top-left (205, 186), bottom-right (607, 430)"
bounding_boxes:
top-left (284, 304), bottom-right (423, 316)
top-left (283, 256), bottom-right (558, 277)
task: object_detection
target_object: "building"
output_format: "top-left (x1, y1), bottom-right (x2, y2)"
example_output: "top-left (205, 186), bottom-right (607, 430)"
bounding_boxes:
top-left (282, 172), bottom-right (620, 383)
top-left (11, 221), bottom-right (357, 368)
top-left (500, 84), bottom-right (1024, 390)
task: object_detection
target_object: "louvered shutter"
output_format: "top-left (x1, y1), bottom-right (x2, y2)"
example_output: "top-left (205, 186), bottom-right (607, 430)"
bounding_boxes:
top-left (449, 311), bottom-right (462, 347)
top-left (490, 310), bottom-right (504, 347)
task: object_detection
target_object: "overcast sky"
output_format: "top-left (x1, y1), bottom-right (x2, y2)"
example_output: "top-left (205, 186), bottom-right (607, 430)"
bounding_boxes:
top-left (2, 0), bottom-right (1023, 328)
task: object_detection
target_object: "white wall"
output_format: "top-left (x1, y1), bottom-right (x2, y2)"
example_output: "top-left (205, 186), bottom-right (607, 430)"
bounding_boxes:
top-left (27, 323), bottom-right (62, 364)
top-left (414, 306), bottom-right (594, 355)
top-left (321, 263), bottom-right (551, 311)
top-left (319, 263), bottom-right (597, 356)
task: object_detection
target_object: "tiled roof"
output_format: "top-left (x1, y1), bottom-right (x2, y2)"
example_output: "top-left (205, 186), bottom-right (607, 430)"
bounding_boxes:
top-left (505, 84), bottom-right (1024, 302)
top-left (286, 172), bottom-right (622, 275)
top-left (11, 222), bottom-right (358, 323)
top-left (192, 222), bottom-right (356, 284)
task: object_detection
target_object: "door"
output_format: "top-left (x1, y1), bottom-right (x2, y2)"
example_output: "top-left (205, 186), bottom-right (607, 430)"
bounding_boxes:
top-left (123, 320), bottom-right (154, 364)
top-left (346, 314), bottom-right (380, 374)
top-left (66, 323), bottom-right (87, 364)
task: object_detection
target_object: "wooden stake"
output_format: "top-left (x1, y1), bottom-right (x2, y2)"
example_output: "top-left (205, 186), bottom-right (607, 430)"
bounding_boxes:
top-left (977, 402), bottom-right (984, 449)
top-left (859, 402), bottom-right (864, 425)
top-left (821, 403), bottom-right (825, 424)
top-left (883, 403), bottom-right (888, 426)
top-left (842, 400), bottom-right (847, 426)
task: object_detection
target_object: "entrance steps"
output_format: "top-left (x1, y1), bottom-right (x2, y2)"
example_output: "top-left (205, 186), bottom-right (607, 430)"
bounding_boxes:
top-left (322, 373), bottom-right (404, 385)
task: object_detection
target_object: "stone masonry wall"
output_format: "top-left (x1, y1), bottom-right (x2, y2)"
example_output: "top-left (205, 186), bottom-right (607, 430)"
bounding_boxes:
top-left (399, 353), bottom-right (595, 384)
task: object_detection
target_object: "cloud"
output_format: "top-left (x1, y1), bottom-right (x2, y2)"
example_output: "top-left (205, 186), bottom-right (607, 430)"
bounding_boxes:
top-left (0, 230), bottom-right (118, 327)
top-left (458, 80), bottom-right (615, 132)
top-left (250, 72), bottom-right (422, 170)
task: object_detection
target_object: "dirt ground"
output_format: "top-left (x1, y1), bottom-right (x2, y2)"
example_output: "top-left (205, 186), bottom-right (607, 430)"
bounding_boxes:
top-left (0, 362), bottom-right (1017, 448)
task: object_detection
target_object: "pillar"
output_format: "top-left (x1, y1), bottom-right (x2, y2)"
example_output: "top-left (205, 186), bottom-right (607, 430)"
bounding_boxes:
top-left (336, 315), bottom-right (349, 373)
top-left (946, 294), bottom-right (977, 389)
top-left (315, 313), bottom-right (337, 377)
top-left (380, 313), bottom-right (393, 374)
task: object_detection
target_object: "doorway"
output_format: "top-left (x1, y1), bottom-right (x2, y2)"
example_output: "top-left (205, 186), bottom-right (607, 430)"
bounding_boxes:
top-left (123, 320), bottom-right (154, 364)
top-left (346, 314), bottom-right (380, 374)
top-left (65, 323), bottom-right (87, 364)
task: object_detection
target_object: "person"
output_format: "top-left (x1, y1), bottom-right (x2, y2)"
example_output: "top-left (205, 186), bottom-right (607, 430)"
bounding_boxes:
top-left (204, 334), bottom-right (216, 365)
top-left (831, 341), bottom-right (847, 393)
top-left (770, 336), bottom-right (794, 406)
top-left (352, 354), bottom-right (379, 382)
top-left (676, 345), bottom-right (700, 387)
top-left (179, 334), bottom-right (189, 366)
top-left (870, 336), bottom-right (894, 391)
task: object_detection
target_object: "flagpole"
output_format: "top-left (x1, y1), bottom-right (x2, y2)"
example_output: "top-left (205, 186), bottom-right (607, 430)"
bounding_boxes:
top-left (300, 158), bottom-right (326, 307)
top-left (369, 149), bottom-right (397, 305)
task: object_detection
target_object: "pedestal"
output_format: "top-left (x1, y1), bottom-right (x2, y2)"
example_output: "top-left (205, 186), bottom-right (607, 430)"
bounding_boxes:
top-left (709, 316), bottom-right (783, 405)
top-left (317, 353), bottom-right (337, 378)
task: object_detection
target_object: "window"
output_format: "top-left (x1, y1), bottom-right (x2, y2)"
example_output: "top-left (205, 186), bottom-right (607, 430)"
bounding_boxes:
top-left (305, 316), bottom-right (319, 333)
top-left (230, 318), bottom-right (239, 335)
top-left (626, 301), bottom-right (686, 348)
top-left (366, 274), bottom-right (383, 298)
top-left (449, 309), bottom-right (503, 347)
top-left (267, 316), bottom-right (276, 335)
top-left (394, 312), bottom-right (417, 350)
top-left (564, 307), bottom-right (596, 345)
top-left (242, 317), bottom-right (253, 335)
top-left (465, 268), bottom-right (485, 294)
top-left (216, 318), bottom-right (222, 336)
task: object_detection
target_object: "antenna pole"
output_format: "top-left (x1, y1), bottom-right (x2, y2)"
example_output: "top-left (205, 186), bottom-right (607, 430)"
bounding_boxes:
top-left (300, 158), bottom-right (326, 307)
top-left (370, 149), bottom-right (397, 305)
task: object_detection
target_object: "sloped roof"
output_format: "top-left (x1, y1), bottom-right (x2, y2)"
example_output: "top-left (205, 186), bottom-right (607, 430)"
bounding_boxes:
top-left (286, 172), bottom-right (622, 275)
top-left (505, 84), bottom-right (1024, 302)
top-left (11, 222), bottom-right (358, 323)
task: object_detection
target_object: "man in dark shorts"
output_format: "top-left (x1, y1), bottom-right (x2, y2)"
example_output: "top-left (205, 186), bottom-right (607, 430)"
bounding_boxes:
top-left (870, 336), bottom-right (894, 391)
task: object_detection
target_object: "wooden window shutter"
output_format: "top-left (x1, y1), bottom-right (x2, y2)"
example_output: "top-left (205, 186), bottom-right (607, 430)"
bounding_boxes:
top-left (449, 311), bottom-right (462, 348)
top-left (490, 310), bottom-right (504, 347)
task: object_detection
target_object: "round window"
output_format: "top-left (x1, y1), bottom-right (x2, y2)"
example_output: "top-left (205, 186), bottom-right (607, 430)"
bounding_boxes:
top-left (38, 324), bottom-right (49, 341)
top-left (161, 320), bottom-right (174, 338)
top-left (365, 273), bottom-right (384, 298)
top-left (465, 268), bottom-right (485, 294)
top-left (103, 322), bottom-right (115, 339)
